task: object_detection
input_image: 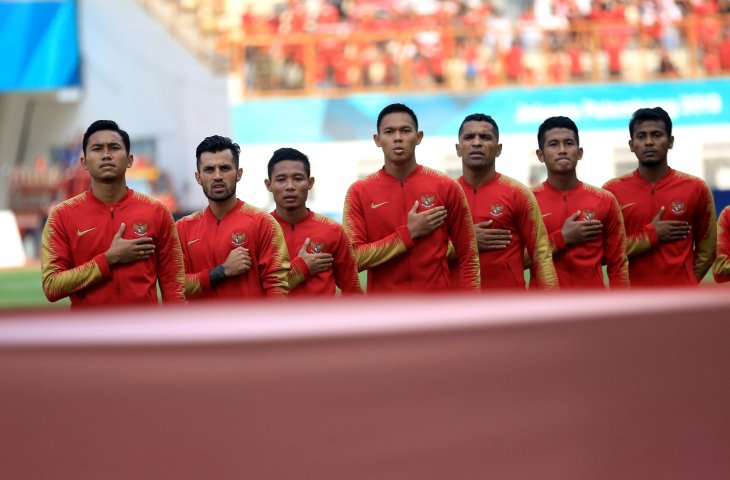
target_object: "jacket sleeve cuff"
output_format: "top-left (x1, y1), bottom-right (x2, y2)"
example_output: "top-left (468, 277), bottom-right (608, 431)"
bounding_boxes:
top-left (291, 256), bottom-right (311, 278)
top-left (397, 225), bottom-right (414, 249)
top-left (645, 223), bottom-right (659, 246)
top-left (200, 268), bottom-right (214, 292)
top-left (94, 253), bottom-right (111, 278)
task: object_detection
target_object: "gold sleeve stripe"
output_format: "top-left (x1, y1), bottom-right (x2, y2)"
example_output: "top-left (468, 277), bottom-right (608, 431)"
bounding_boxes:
top-left (713, 208), bottom-right (730, 280)
top-left (528, 194), bottom-right (559, 290)
top-left (184, 274), bottom-right (203, 297)
top-left (627, 233), bottom-right (652, 257)
top-left (41, 209), bottom-right (103, 302)
top-left (353, 235), bottom-right (407, 271)
top-left (455, 187), bottom-right (480, 290)
top-left (268, 216), bottom-right (291, 296)
top-left (504, 176), bottom-right (558, 290)
top-left (342, 187), bottom-right (407, 271)
top-left (288, 262), bottom-right (307, 290)
top-left (693, 180), bottom-right (717, 280)
top-left (166, 213), bottom-right (187, 300)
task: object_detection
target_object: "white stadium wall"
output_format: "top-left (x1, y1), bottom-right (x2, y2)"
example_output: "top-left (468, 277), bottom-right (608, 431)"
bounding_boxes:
top-left (4, 0), bottom-right (230, 213)
top-left (236, 124), bottom-right (721, 220)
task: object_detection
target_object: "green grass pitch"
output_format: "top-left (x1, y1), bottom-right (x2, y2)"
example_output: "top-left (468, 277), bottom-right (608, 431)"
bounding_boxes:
top-left (0, 267), bottom-right (68, 309)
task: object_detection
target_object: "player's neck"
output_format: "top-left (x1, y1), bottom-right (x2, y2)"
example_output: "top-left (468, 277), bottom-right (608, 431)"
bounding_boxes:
top-left (276, 205), bottom-right (308, 225)
top-left (546, 171), bottom-right (579, 191)
top-left (463, 165), bottom-right (496, 189)
top-left (208, 196), bottom-right (238, 220)
top-left (90, 180), bottom-right (127, 204)
top-left (384, 159), bottom-right (418, 180)
top-left (638, 161), bottom-right (670, 184)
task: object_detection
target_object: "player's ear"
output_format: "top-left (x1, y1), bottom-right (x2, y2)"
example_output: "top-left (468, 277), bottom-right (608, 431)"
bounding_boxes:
top-left (236, 167), bottom-right (243, 182)
top-left (535, 149), bottom-right (545, 164)
top-left (373, 133), bottom-right (381, 147)
top-left (308, 177), bottom-right (315, 190)
top-left (415, 130), bottom-right (423, 145)
top-left (495, 143), bottom-right (502, 158)
top-left (455, 143), bottom-right (462, 158)
top-left (127, 154), bottom-right (134, 169)
top-left (667, 135), bottom-right (674, 150)
top-left (577, 146), bottom-right (584, 161)
top-left (264, 178), bottom-right (272, 192)
top-left (628, 139), bottom-right (635, 153)
top-left (195, 171), bottom-right (202, 186)
top-left (80, 155), bottom-right (88, 171)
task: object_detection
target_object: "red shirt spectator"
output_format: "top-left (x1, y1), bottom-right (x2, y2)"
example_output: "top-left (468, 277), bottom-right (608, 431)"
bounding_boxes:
top-left (703, 44), bottom-right (722, 74)
top-left (504, 41), bottom-right (524, 81)
top-left (567, 42), bottom-right (585, 78)
top-left (719, 34), bottom-right (730, 70)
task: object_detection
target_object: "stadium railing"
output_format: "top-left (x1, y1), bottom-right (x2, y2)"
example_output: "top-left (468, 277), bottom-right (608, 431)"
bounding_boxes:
top-left (225, 14), bottom-right (730, 98)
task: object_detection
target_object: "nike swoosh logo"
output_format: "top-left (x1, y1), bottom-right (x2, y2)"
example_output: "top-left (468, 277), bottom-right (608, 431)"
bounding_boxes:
top-left (371, 201), bottom-right (389, 209)
top-left (77, 227), bottom-right (96, 237)
top-left (621, 202), bottom-right (637, 210)
top-left (187, 238), bottom-right (201, 246)
top-left (542, 212), bottom-right (552, 218)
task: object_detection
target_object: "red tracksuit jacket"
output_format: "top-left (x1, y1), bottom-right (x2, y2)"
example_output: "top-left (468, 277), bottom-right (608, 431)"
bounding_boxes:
top-left (343, 165), bottom-right (480, 293)
top-left (458, 174), bottom-right (558, 290)
top-left (603, 168), bottom-right (716, 286)
top-left (176, 200), bottom-right (289, 299)
top-left (532, 181), bottom-right (629, 289)
top-left (41, 189), bottom-right (186, 307)
top-left (272, 209), bottom-right (362, 296)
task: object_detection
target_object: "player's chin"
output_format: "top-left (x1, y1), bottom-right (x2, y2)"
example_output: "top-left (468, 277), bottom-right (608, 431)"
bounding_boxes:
top-left (97, 172), bottom-right (123, 182)
top-left (465, 156), bottom-right (488, 166)
top-left (638, 157), bottom-right (662, 167)
top-left (206, 189), bottom-right (234, 202)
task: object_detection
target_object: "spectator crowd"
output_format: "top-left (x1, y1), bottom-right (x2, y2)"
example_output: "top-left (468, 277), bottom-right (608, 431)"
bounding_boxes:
top-left (225, 0), bottom-right (730, 92)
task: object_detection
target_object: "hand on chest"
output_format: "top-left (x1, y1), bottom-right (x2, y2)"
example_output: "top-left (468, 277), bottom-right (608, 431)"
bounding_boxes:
top-left (285, 227), bottom-right (332, 256)
top-left (365, 189), bottom-right (444, 219)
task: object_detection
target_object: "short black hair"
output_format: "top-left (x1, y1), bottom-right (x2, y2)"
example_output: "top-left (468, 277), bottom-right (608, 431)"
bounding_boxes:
top-left (82, 120), bottom-right (130, 154)
top-left (537, 116), bottom-right (579, 150)
top-left (267, 147), bottom-right (311, 179)
top-left (195, 135), bottom-right (241, 170)
top-left (458, 113), bottom-right (499, 139)
top-left (629, 107), bottom-right (672, 138)
top-left (376, 103), bottom-right (418, 133)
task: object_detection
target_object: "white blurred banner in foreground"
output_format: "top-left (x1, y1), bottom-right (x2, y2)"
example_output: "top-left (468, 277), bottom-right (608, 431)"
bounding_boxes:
top-left (1, 289), bottom-right (729, 480)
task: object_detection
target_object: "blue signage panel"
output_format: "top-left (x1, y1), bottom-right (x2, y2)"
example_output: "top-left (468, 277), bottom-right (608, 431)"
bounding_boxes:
top-left (233, 79), bottom-right (730, 144)
top-left (0, 0), bottom-right (81, 91)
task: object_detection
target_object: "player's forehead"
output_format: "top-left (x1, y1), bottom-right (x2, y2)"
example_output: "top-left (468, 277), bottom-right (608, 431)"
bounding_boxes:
top-left (460, 120), bottom-right (496, 137)
top-left (543, 127), bottom-right (577, 142)
top-left (379, 112), bottom-right (416, 130)
top-left (199, 149), bottom-right (235, 167)
top-left (271, 159), bottom-right (308, 177)
top-left (633, 119), bottom-right (667, 135)
top-left (88, 130), bottom-right (124, 146)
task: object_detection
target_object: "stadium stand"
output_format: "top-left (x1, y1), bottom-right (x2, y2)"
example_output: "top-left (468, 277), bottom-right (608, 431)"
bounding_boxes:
top-left (138, 0), bottom-right (730, 95)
